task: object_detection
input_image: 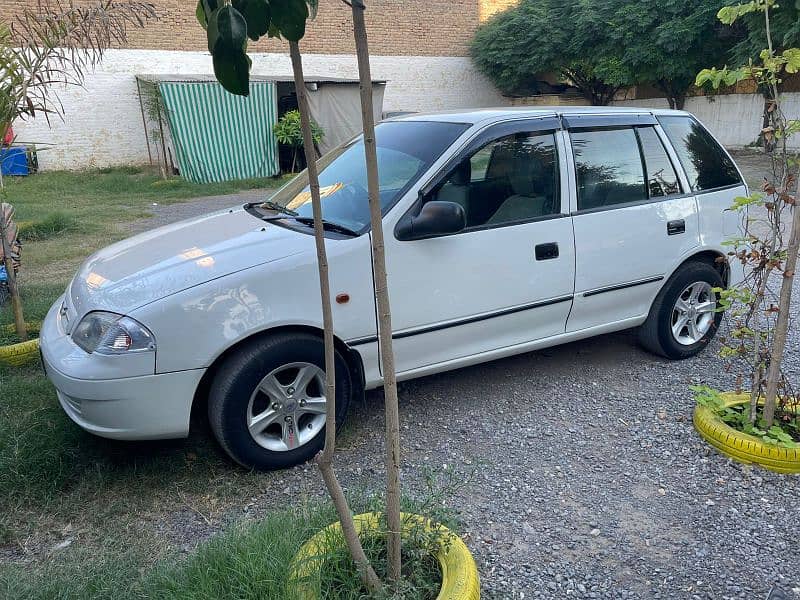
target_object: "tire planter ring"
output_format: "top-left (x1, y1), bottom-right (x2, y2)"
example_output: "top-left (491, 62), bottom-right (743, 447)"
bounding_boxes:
top-left (289, 512), bottom-right (480, 600)
top-left (0, 321), bottom-right (41, 367)
top-left (0, 337), bottom-right (40, 367)
top-left (694, 392), bottom-right (800, 474)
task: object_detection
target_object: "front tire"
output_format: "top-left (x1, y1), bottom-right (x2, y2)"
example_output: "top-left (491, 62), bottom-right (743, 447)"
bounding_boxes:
top-left (638, 261), bottom-right (724, 360)
top-left (208, 333), bottom-right (352, 470)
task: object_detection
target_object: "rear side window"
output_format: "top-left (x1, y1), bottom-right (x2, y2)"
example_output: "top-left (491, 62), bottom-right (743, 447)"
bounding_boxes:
top-left (636, 126), bottom-right (682, 198)
top-left (658, 116), bottom-right (741, 192)
top-left (572, 128), bottom-right (646, 211)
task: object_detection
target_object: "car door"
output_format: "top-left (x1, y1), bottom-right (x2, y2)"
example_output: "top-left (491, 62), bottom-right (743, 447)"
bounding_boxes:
top-left (657, 114), bottom-right (748, 262)
top-left (382, 118), bottom-right (576, 375)
top-left (564, 114), bottom-right (701, 332)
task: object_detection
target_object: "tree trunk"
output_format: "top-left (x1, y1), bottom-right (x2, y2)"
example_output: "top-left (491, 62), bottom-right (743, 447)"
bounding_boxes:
top-left (350, 1), bottom-right (403, 583)
top-left (0, 212), bottom-right (27, 342)
top-left (0, 135), bottom-right (28, 341)
top-left (288, 41), bottom-right (382, 594)
top-left (762, 174), bottom-right (800, 426)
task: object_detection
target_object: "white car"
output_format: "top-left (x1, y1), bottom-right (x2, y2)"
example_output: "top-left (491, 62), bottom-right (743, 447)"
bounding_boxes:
top-left (40, 107), bottom-right (747, 470)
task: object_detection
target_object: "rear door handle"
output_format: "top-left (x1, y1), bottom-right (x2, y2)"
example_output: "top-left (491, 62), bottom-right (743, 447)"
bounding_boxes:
top-left (667, 219), bottom-right (685, 235)
top-left (535, 242), bottom-right (559, 261)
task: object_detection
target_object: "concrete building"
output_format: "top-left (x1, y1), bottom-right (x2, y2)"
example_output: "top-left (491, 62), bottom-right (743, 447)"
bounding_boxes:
top-left (5, 0), bottom-right (514, 171)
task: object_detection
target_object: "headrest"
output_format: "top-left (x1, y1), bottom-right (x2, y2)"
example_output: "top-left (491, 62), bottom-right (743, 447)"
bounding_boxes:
top-left (449, 160), bottom-right (471, 186)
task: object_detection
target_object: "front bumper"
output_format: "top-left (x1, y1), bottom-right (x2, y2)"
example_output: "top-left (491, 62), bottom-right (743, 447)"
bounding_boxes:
top-left (40, 296), bottom-right (204, 440)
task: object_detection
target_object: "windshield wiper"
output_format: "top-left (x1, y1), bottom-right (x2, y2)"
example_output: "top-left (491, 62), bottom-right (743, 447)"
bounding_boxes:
top-left (292, 216), bottom-right (360, 237)
top-left (257, 200), bottom-right (298, 217)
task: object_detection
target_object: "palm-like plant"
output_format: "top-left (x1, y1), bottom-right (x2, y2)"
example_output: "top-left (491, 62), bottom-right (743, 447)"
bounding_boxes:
top-left (0, 0), bottom-right (156, 340)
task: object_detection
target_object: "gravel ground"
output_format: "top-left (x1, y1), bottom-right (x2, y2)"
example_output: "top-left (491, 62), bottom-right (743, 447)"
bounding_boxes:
top-left (127, 151), bottom-right (800, 598)
top-left (121, 188), bottom-right (267, 234)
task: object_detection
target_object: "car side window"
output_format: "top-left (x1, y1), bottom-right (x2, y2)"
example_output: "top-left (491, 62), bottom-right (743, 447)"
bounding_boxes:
top-left (636, 126), bottom-right (682, 198)
top-left (432, 131), bottom-right (560, 229)
top-left (658, 115), bottom-right (741, 192)
top-left (572, 128), bottom-right (646, 211)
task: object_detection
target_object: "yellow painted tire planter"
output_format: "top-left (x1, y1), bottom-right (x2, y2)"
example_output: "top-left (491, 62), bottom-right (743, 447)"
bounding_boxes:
top-left (289, 512), bottom-right (480, 599)
top-left (0, 322), bottom-right (41, 367)
top-left (0, 337), bottom-right (40, 367)
top-left (694, 392), bottom-right (800, 474)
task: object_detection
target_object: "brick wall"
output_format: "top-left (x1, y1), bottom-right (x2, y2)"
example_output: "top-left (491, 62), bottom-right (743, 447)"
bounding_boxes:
top-left (479, 0), bottom-right (520, 21)
top-left (4, 0), bottom-right (518, 57)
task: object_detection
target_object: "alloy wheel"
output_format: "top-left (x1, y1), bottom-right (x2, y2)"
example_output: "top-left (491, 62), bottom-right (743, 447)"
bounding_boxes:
top-left (246, 362), bottom-right (327, 452)
top-left (670, 281), bottom-right (716, 346)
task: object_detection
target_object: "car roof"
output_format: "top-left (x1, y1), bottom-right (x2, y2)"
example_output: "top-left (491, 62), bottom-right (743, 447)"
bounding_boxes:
top-left (386, 106), bottom-right (690, 126)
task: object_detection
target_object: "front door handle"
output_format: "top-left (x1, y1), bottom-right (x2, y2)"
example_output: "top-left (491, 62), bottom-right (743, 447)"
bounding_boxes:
top-left (667, 219), bottom-right (686, 235)
top-left (535, 242), bottom-right (559, 261)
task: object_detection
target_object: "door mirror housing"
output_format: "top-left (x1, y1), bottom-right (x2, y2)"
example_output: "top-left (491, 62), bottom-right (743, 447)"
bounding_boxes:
top-left (395, 200), bottom-right (466, 241)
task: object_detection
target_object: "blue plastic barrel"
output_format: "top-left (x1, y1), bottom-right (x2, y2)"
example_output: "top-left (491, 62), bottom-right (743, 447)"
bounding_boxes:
top-left (0, 147), bottom-right (29, 176)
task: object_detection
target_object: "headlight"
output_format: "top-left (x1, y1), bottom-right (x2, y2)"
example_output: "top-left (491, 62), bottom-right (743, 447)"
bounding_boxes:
top-left (71, 311), bottom-right (155, 355)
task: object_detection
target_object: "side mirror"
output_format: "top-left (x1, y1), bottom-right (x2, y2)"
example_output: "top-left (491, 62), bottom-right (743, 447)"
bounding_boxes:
top-left (395, 201), bottom-right (466, 241)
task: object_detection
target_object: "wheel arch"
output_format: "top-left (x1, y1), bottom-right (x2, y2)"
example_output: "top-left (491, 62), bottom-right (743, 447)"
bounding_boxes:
top-left (189, 325), bottom-right (366, 427)
top-left (669, 248), bottom-right (730, 287)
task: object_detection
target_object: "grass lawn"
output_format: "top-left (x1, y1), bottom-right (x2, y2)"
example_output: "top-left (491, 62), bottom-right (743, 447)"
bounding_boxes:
top-left (0, 167), bottom-right (298, 598)
top-left (2, 165), bottom-right (281, 288)
top-left (0, 167), bottom-right (462, 599)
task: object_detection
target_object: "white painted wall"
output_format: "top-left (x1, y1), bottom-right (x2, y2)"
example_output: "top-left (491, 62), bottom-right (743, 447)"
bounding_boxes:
top-left (614, 93), bottom-right (800, 149)
top-left (12, 49), bottom-right (507, 171)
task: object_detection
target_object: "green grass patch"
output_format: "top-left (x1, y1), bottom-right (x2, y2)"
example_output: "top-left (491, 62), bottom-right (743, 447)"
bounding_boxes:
top-left (18, 211), bottom-right (81, 241)
top-left (0, 283), bottom-right (61, 344)
top-left (0, 497), bottom-right (457, 600)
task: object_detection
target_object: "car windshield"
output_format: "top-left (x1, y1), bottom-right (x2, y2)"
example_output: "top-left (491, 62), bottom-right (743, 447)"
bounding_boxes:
top-left (259, 120), bottom-right (470, 233)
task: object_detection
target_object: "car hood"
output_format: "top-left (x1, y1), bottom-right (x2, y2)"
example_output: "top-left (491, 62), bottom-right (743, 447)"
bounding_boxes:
top-left (68, 207), bottom-right (309, 316)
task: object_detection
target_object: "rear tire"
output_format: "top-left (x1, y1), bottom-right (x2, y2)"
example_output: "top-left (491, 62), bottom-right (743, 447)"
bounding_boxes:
top-left (208, 332), bottom-right (352, 470)
top-left (638, 261), bottom-right (724, 360)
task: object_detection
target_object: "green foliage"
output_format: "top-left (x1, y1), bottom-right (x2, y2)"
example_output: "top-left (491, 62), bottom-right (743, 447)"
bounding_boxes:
top-left (17, 211), bottom-right (79, 241)
top-left (728, 0), bottom-right (800, 65)
top-left (0, 2), bottom-right (156, 130)
top-left (717, 0), bottom-right (772, 25)
top-left (274, 110), bottom-right (324, 172)
top-left (233, 0), bottom-right (271, 40)
top-left (470, 0), bottom-right (627, 104)
top-left (470, 0), bottom-right (734, 108)
top-left (692, 386), bottom-right (800, 448)
top-left (196, 0), bottom-right (316, 96)
top-left (695, 1), bottom-right (800, 431)
top-left (312, 518), bottom-right (443, 600)
top-left (592, 0), bottom-right (733, 107)
top-left (273, 109), bottom-right (324, 148)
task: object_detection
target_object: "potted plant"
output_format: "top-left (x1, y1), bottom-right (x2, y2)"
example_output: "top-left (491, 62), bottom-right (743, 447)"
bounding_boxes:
top-left (288, 512), bottom-right (479, 599)
top-left (274, 109), bottom-right (324, 173)
top-left (198, 0), bottom-right (480, 594)
top-left (693, 0), bottom-right (800, 473)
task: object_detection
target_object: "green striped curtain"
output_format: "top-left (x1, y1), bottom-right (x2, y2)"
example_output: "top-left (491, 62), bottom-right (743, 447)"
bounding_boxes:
top-left (158, 81), bottom-right (279, 183)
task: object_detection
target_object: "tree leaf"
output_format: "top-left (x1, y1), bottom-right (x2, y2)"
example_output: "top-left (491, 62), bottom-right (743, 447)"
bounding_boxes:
top-left (717, 2), bottom-right (761, 26)
top-left (270, 0), bottom-right (309, 42)
top-left (196, 1), bottom-right (208, 29)
top-left (212, 48), bottom-right (251, 97)
top-left (196, 0), bottom-right (219, 30)
top-left (232, 0), bottom-right (271, 41)
top-left (208, 5), bottom-right (248, 55)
